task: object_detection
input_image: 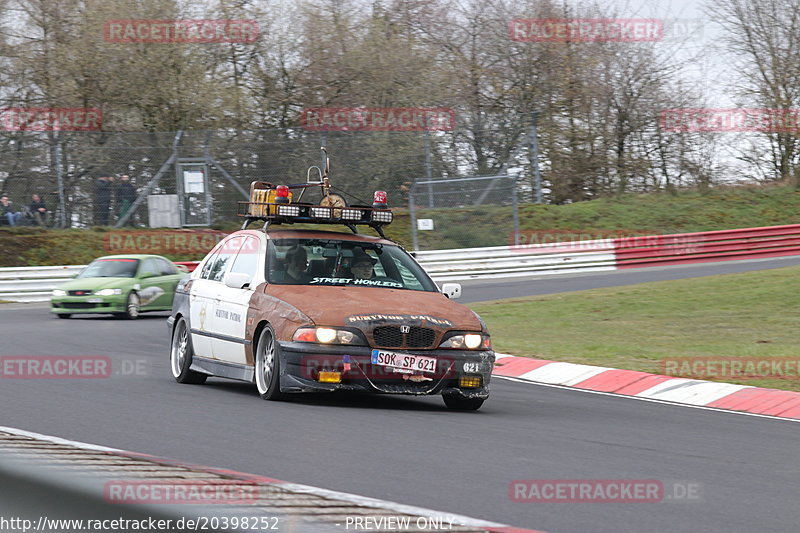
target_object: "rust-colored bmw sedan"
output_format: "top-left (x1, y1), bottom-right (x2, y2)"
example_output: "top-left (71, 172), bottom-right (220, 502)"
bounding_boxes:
top-left (168, 205), bottom-right (494, 410)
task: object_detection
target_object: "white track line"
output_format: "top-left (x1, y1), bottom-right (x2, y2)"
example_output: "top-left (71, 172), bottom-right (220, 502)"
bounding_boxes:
top-left (494, 375), bottom-right (800, 424)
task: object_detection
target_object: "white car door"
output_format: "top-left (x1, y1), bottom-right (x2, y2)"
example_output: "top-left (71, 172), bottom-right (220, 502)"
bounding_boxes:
top-left (189, 239), bottom-right (239, 359)
top-left (188, 247), bottom-right (221, 359)
top-left (211, 235), bottom-right (263, 365)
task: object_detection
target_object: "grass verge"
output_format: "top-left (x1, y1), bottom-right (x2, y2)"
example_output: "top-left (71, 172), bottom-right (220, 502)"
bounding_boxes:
top-left (469, 265), bottom-right (800, 391)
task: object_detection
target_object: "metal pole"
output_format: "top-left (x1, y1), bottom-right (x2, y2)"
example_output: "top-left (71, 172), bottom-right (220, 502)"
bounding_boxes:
top-left (409, 183), bottom-right (419, 252)
top-left (511, 175), bottom-right (520, 245)
top-left (114, 131), bottom-right (183, 228)
top-left (423, 130), bottom-right (434, 208)
top-left (529, 111), bottom-right (543, 204)
top-left (319, 132), bottom-right (328, 169)
top-left (54, 136), bottom-right (66, 228)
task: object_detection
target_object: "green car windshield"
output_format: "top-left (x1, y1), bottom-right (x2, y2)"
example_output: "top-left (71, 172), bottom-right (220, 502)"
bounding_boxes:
top-left (78, 258), bottom-right (140, 278)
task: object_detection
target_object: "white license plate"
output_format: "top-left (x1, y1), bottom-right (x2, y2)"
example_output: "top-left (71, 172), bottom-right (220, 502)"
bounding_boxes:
top-left (87, 298), bottom-right (103, 303)
top-left (371, 349), bottom-right (437, 374)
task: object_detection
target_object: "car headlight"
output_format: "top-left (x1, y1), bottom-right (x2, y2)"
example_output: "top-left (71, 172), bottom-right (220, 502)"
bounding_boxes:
top-left (293, 327), bottom-right (363, 345)
top-left (95, 288), bottom-right (122, 296)
top-left (439, 333), bottom-right (491, 350)
top-left (52, 289), bottom-right (66, 297)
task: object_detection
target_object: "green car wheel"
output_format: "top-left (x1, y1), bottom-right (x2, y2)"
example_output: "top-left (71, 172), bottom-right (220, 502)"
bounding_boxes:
top-left (115, 292), bottom-right (140, 320)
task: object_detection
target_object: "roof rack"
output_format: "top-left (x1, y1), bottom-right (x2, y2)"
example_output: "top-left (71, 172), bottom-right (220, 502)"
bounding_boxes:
top-left (237, 200), bottom-right (392, 239)
top-left (237, 148), bottom-right (392, 239)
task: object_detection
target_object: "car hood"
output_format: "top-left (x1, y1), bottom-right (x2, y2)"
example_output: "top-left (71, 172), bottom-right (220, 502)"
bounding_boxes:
top-left (57, 277), bottom-right (134, 291)
top-left (265, 285), bottom-right (482, 330)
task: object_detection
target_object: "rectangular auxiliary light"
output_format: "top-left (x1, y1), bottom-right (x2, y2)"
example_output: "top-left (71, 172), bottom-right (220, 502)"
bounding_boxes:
top-left (318, 371), bottom-right (342, 383)
top-left (459, 376), bottom-right (482, 388)
top-left (371, 210), bottom-right (393, 223)
top-left (341, 208), bottom-right (362, 220)
top-left (310, 207), bottom-right (332, 218)
top-left (277, 204), bottom-right (301, 217)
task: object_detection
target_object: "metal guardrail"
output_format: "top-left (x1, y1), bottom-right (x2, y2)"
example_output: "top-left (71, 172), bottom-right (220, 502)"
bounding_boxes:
top-left (416, 240), bottom-right (617, 280)
top-left (0, 265), bottom-right (84, 303)
top-left (0, 243), bottom-right (615, 302)
top-left (0, 262), bottom-right (200, 303)
top-left (3, 224), bottom-right (800, 303)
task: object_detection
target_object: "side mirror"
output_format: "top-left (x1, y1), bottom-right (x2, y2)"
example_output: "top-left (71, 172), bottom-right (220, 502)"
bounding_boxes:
top-left (441, 283), bottom-right (461, 299)
top-left (224, 272), bottom-right (251, 289)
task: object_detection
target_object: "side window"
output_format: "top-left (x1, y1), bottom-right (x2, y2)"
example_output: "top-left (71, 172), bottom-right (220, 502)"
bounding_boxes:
top-left (209, 236), bottom-right (242, 282)
top-left (229, 236), bottom-right (259, 282)
top-left (139, 258), bottom-right (160, 277)
top-left (200, 249), bottom-right (222, 280)
top-left (157, 258), bottom-right (177, 276)
top-left (389, 256), bottom-right (424, 290)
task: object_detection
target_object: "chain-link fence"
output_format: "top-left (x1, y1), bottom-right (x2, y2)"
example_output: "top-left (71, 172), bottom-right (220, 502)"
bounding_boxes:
top-left (409, 175), bottom-right (519, 251)
top-left (0, 127), bottom-right (530, 231)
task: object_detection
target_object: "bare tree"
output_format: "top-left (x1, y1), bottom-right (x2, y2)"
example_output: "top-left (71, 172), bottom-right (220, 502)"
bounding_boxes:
top-left (711, 0), bottom-right (800, 187)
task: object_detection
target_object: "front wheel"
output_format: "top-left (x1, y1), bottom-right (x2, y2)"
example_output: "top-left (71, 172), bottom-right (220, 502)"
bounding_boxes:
top-left (443, 394), bottom-right (485, 411)
top-left (115, 292), bottom-right (140, 319)
top-left (254, 326), bottom-right (284, 400)
top-left (170, 317), bottom-right (207, 384)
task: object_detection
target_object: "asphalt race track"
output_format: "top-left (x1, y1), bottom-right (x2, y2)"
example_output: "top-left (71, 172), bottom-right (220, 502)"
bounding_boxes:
top-left (2, 258), bottom-right (799, 533)
top-left (457, 255), bottom-right (800, 303)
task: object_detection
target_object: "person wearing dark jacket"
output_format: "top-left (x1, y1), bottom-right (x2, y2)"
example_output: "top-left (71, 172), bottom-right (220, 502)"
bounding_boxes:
top-left (29, 194), bottom-right (49, 226)
top-left (1, 194), bottom-right (23, 226)
top-left (116, 174), bottom-right (137, 225)
top-left (94, 175), bottom-right (113, 226)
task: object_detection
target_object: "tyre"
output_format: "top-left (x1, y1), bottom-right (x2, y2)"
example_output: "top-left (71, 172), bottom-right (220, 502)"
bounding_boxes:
top-left (170, 317), bottom-right (207, 384)
top-left (56, 313), bottom-right (71, 319)
top-left (115, 292), bottom-right (140, 319)
top-left (443, 394), bottom-right (485, 411)
top-left (254, 326), bottom-right (284, 400)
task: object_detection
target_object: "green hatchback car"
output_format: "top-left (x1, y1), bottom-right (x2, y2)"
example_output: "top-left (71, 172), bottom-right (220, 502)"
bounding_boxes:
top-left (51, 255), bottom-right (187, 319)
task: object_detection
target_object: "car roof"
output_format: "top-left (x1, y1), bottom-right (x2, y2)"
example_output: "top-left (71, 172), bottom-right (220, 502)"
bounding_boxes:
top-left (234, 228), bottom-right (396, 246)
top-left (94, 254), bottom-right (165, 260)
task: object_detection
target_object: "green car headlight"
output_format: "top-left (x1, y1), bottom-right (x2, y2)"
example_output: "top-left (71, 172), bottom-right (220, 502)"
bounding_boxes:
top-left (52, 289), bottom-right (66, 297)
top-left (95, 288), bottom-right (123, 296)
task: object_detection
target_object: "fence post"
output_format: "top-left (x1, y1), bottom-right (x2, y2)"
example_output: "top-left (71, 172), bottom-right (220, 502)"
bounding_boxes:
top-left (423, 130), bottom-right (434, 208)
top-left (512, 175), bottom-right (520, 245)
top-left (54, 135), bottom-right (66, 228)
top-left (409, 182), bottom-right (419, 253)
top-left (529, 111), bottom-right (543, 204)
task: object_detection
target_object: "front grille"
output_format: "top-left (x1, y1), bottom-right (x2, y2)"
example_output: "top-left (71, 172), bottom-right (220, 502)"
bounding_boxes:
top-left (68, 290), bottom-right (93, 296)
top-left (372, 326), bottom-right (436, 349)
top-left (373, 326), bottom-right (403, 347)
top-left (407, 327), bottom-right (436, 348)
top-left (61, 302), bottom-right (96, 309)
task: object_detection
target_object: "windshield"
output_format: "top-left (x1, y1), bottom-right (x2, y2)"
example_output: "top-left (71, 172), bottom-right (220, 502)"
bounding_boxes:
top-left (267, 239), bottom-right (438, 292)
top-left (78, 258), bottom-right (140, 278)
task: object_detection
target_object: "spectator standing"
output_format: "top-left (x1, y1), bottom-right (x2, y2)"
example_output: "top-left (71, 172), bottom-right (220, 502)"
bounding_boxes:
top-left (116, 174), bottom-right (137, 225)
top-left (94, 175), bottom-right (113, 226)
top-left (1, 194), bottom-right (23, 227)
top-left (29, 194), bottom-right (49, 226)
